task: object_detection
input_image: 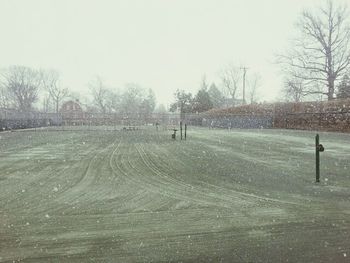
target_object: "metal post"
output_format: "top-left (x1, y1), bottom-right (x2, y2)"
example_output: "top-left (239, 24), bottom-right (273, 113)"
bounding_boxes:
top-left (172, 129), bottom-right (177, 140)
top-left (243, 69), bottom-right (246, 105)
top-left (316, 134), bottom-right (320, 182)
top-left (180, 121), bottom-right (183, 140)
top-left (185, 124), bottom-right (187, 140)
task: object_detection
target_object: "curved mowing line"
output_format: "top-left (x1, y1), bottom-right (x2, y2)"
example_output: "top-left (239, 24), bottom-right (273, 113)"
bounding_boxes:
top-left (54, 137), bottom-right (121, 207)
top-left (113, 143), bottom-right (211, 207)
top-left (136, 144), bottom-right (278, 207)
top-left (1, 140), bottom-right (110, 215)
top-left (141, 144), bottom-right (256, 205)
top-left (0, 165), bottom-right (74, 214)
top-left (141, 143), bottom-right (303, 207)
top-left (107, 138), bottom-right (147, 207)
top-left (108, 140), bottom-right (152, 208)
top-left (131, 144), bottom-right (245, 209)
top-left (108, 139), bottom-right (122, 178)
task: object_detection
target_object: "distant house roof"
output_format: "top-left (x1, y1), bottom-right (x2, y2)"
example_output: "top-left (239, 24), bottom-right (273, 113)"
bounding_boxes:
top-left (59, 100), bottom-right (85, 121)
top-left (60, 100), bottom-right (83, 113)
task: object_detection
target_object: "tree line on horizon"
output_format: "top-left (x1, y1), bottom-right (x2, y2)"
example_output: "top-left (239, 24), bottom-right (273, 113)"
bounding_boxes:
top-left (0, 66), bottom-right (157, 118)
top-left (0, 63), bottom-right (261, 117)
top-left (1, 1), bottom-right (350, 117)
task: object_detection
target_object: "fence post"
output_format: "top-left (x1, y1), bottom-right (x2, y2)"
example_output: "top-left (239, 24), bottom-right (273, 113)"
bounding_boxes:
top-left (316, 134), bottom-right (320, 182)
top-left (180, 121), bottom-right (183, 140)
top-left (185, 124), bottom-right (187, 140)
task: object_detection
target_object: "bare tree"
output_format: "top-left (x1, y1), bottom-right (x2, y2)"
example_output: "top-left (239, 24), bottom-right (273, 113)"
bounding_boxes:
top-left (42, 95), bottom-right (52, 113)
top-left (220, 64), bottom-right (241, 106)
top-left (1, 66), bottom-right (42, 112)
top-left (42, 70), bottom-right (68, 113)
top-left (283, 75), bottom-right (326, 102)
top-left (89, 76), bottom-right (109, 114)
top-left (279, 0), bottom-right (350, 100)
top-left (247, 73), bottom-right (261, 104)
top-left (0, 85), bottom-right (11, 108)
top-left (283, 77), bottom-right (305, 102)
top-left (120, 83), bottom-right (144, 117)
top-left (105, 89), bottom-right (121, 113)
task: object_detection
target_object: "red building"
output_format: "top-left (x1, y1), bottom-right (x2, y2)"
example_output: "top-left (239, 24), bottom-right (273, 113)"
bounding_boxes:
top-left (60, 100), bottom-right (84, 123)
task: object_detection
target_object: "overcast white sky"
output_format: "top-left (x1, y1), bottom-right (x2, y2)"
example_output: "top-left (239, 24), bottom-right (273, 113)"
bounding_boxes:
top-left (0, 0), bottom-right (348, 107)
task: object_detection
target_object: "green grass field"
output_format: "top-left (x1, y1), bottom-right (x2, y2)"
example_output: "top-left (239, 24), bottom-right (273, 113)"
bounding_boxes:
top-left (1, 127), bottom-right (350, 262)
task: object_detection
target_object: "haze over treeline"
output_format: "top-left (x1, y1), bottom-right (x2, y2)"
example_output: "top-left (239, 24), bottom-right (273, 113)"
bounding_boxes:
top-left (1, 0), bottom-right (350, 115)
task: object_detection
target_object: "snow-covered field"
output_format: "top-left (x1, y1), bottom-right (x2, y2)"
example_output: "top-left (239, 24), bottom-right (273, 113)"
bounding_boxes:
top-left (0, 127), bottom-right (350, 262)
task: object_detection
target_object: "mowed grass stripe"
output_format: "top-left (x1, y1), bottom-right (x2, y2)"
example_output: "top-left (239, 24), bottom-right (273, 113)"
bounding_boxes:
top-left (1, 127), bottom-right (350, 262)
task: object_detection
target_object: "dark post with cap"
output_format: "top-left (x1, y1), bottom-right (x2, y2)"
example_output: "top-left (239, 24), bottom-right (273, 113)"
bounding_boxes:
top-left (315, 134), bottom-right (324, 183)
top-left (172, 129), bottom-right (177, 139)
top-left (185, 124), bottom-right (187, 140)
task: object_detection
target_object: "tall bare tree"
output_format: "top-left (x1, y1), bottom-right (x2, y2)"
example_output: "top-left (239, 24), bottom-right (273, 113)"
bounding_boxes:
top-left (279, 0), bottom-right (350, 100)
top-left (105, 89), bottom-right (121, 113)
top-left (0, 85), bottom-right (11, 108)
top-left (89, 76), bottom-right (109, 114)
top-left (42, 95), bottom-right (52, 113)
top-left (120, 83), bottom-right (144, 117)
top-left (220, 64), bottom-right (241, 106)
top-left (1, 66), bottom-right (42, 112)
top-left (247, 73), bottom-right (261, 104)
top-left (42, 70), bottom-right (68, 113)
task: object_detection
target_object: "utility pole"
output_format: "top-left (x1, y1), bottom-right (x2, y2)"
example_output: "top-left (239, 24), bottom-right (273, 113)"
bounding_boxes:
top-left (240, 67), bottom-right (248, 105)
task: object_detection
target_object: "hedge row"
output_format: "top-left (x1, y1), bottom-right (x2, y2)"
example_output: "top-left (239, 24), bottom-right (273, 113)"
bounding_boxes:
top-left (200, 99), bottom-right (350, 132)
